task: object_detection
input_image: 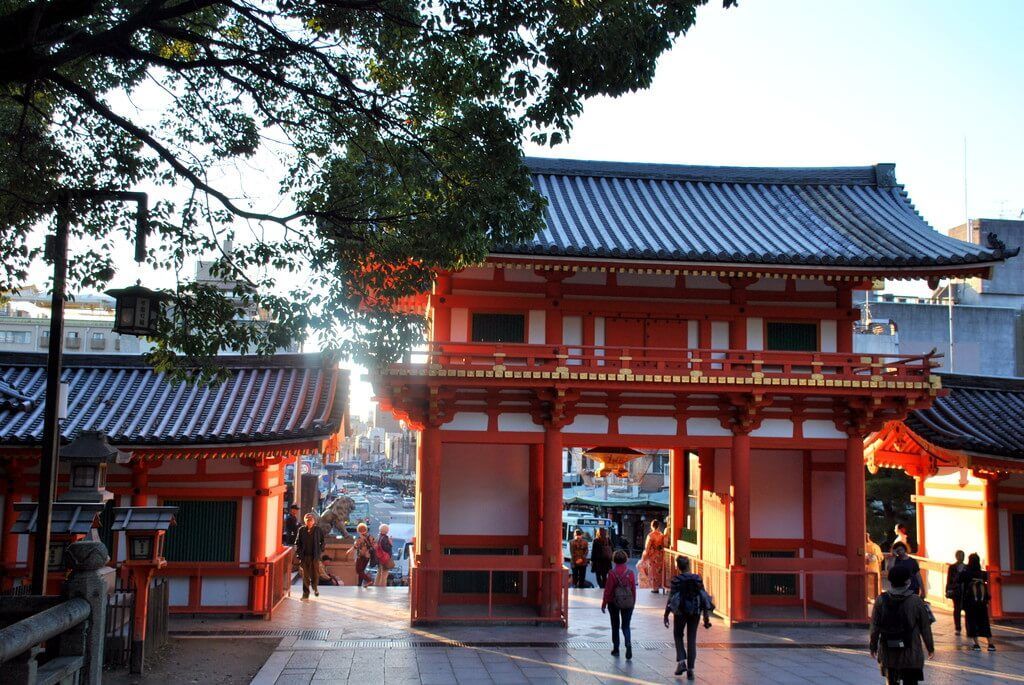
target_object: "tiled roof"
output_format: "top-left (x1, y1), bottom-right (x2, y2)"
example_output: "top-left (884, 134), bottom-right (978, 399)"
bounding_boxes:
top-left (494, 157), bottom-right (1016, 270)
top-left (905, 374), bottom-right (1024, 459)
top-left (0, 353), bottom-right (347, 447)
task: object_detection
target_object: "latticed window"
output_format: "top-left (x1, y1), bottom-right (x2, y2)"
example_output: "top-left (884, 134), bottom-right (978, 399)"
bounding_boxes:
top-left (471, 313), bottom-right (525, 343)
top-left (163, 499), bottom-right (238, 562)
top-left (765, 322), bottom-right (818, 351)
top-left (1013, 513), bottom-right (1024, 572)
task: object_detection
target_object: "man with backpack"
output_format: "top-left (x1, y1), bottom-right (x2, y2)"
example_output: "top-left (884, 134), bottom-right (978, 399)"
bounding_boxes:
top-left (664, 556), bottom-right (710, 680)
top-left (601, 549), bottom-right (636, 660)
top-left (870, 565), bottom-right (935, 685)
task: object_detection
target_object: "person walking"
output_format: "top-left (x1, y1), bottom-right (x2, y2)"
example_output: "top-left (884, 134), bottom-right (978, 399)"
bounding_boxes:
top-left (870, 565), bottom-right (935, 685)
top-left (283, 504), bottom-right (299, 545)
top-left (294, 513), bottom-right (325, 599)
top-left (374, 523), bottom-right (394, 587)
top-left (602, 550), bottom-right (636, 660)
top-left (664, 556), bottom-right (710, 680)
top-left (945, 550), bottom-right (967, 635)
top-left (570, 529), bottom-right (589, 589)
top-left (638, 520), bottom-right (666, 593)
top-left (893, 523), bottom-right (912, 553)
top-left (890, 542), bottom-right (924, 597)
top-left (591, 527), bottom-right (613, 589)
top-left (958, 553), bottom-right (996, 651)
top-left (348, 522), bottom-right (376, 588)
top-left (865, 533), bottom-right (884, 599)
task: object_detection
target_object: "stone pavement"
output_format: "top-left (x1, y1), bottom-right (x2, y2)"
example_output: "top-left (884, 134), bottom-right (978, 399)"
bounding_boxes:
top-left (169, 587), bottom-right (1024, 684)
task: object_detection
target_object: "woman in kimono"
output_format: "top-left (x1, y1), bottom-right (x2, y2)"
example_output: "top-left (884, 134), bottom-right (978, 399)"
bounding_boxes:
top-left (637, 520), bottom-right (666, 592)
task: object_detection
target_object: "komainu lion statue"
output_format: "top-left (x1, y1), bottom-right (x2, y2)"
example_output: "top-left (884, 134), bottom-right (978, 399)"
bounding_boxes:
top-left (318, 495), bottom-right (356, 540)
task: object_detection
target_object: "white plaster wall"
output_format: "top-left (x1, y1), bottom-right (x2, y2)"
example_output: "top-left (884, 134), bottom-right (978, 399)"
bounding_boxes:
top-left (206, 460), bottom-right (253, 474)
top-left (811, 551), bottom-right (847, 612)
top-left (528, 310), bottom-right (546, 343)
top-left (811, 471), bottom-right (845, 545)
top-left (442, 412), bottom-right (489, 431)
top-left (749, 278), bottom-right (786, 291)
top-left (454, 266), bottom-right (494, 281)
top-left (563, 271), bottom-right (606, 285)
top-left (116, 494), bottom-right (131, 563)
top-left (201, 577), bottom-right (250, 606)
top-left (168, 577), bottom-right (190, 607)
top-left (746, 318), bottom-right (764, 351)
top-left (812, 450), bottom-right (844, 463)
top-left (686, 417), bottom-right (732, 437)
top-left (794, 279), bottom-right (834, 292)
top-left (497, 413), bottom-right (543, 432)
top-left (711, 321), bottom-right (729, 350)
top-left (1003, 585), bottom-right (1024, 615)
top-left (750, 419), bottom-right (793, 438)
top-left (440, 443), bottom-right (529, 535)
top-left (563, 316), bottom-right (582, 347)
top-left (687, 321), bottom-right (698, 348)
top-left (618, 416), bottom-right (677, 436)
top-left (922, 504), bottom-right (984, 567)
top-left (613, 272), bottom-right (671, 288)
top-left (803, 420), bottom-right (845, 439)
top-left (563, 415), bottom-right (610, 434)
top-left (506, 269), bottom-right (545, 282)
top-left (686, 276), bottom-right (730, 290)
top-left (450, 308), bottom-right (468, 342)
top-left (267, 493), bottom-right (282, 557)
top-left (239, 497), bottom-right (252, 563)
top-left (820, 320), bottom-right (837, 353)
top-left (151, 480), bottom-right (251, 489)
top-left (751, 450), bottom-right (803, 538)
top-left (594, 317), bottom-right (605, 346)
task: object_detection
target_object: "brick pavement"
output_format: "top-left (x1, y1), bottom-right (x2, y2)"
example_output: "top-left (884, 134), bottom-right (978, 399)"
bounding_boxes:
top-left (169, 587), bottom-right (1024, 684)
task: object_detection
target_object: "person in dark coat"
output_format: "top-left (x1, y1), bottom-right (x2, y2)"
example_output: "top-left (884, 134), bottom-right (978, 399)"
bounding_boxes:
top-left (870, 565), bottom-right (934, 685)
top-left (283, 504), bottom-right (299, 545)
top-left (958, 553), bottom-right (996, 651)
top-left (889, 542), bottom-right (924, 596)
top-left (294, 513), bottom-right (326, 599)
top-left (663, 555), bottom-right (709, 680)
top-left (591, 527), bottom-right (614, 589)
top-left (569, 529), bottom-right (589, 589)
top-left (945, 550), bottom-right (967, 635)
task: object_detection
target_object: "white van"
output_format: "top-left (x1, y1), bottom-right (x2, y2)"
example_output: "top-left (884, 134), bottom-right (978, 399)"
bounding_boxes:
top-left (562, 511), bottom-right (617, 562)
top-left (385, 523), bottom-right (415, 586)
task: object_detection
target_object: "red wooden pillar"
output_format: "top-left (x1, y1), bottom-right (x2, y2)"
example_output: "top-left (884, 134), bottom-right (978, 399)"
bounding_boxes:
top-left (845, 434), bottom-right (867, 620)
top-left (527, 443), bottom-right (543, 604)
top-left (2, 460), bottom-right (23, 585)
top-left (730, 431), bottom-right (751, 621)
top-left (414, 426), bottom-right (442, 619)
top-left (914, 476), bottom-right (927, 557)
top-left (670, 448), bottom-right (687, 548)
top-left (984, 477), bottom-right (1004, 618)
top-left (542, 426), bottom-right (563, 618)
top-left (251, 461), bottom-right (270, 615)
top-left (130, 460), bottom-right (149, 507)
top-left (836, 288), bottom-right (854, 354)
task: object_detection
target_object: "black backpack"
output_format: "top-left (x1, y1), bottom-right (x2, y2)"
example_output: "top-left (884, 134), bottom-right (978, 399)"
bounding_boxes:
top-left (877, 593), bottom-right (914, 650)
top-left (668, 576), bottom-right (702, 616)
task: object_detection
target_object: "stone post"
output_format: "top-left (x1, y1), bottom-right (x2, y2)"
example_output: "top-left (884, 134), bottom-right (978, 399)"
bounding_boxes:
top-left (62, 540), bottom-right (113, 685)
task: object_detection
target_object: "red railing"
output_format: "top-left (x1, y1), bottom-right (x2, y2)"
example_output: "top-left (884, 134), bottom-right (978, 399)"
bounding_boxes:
top-left (416, 342), bottom-right (937, 384)
top-left (261, 546), bottom-right (295, 620)
top-left (409, 554), bottom-right (569, 626)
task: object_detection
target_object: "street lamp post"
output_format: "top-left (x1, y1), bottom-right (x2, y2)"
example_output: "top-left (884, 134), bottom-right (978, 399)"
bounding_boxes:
top-left (31, 189), bottom-right (149, 595)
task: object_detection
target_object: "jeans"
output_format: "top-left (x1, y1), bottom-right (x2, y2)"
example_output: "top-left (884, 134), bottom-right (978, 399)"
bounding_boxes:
top-left (608, 605), bottom-right (633, 651)
top-left (572, 564), bottom-right (587, 588)
top-left (299, 556), bottom-right (318, 596)
top-left (673, 612), bottom-right (700, 670)
top-left (356, 556), bottom-right (372, 586)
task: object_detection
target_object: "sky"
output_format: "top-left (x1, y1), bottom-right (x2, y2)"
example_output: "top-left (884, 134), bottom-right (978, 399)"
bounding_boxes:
top-left (259, 0), bottom-right (1024, 419)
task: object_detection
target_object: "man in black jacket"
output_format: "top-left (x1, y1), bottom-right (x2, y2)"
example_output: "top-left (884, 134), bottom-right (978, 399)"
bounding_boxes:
top-left (295, 513), bottom-right (326, 599)
top-left (283, 504), bottom-right (300, 545)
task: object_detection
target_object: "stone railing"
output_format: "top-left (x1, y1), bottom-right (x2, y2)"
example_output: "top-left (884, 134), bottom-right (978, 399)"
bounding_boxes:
top-left (0, 541), bottom-right (113, 685)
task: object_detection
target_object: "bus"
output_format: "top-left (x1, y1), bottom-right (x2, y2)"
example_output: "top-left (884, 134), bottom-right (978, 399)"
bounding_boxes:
top-left (562, 510), bottom-right (618, 562)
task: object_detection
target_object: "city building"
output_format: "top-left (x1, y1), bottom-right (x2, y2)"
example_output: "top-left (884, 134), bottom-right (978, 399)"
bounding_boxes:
top-left (855, 219), bottom-right (1024, 376)
top-left (866, 373), bottom-right (1024, 619)
top-left (0, 352), bottom-right (348, 617)
top-left (372, 157), bottom-right (1013, 625)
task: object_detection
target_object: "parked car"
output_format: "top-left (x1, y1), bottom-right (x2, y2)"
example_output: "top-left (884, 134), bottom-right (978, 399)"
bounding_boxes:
top-left (401, 497), bottom-right (415, 509)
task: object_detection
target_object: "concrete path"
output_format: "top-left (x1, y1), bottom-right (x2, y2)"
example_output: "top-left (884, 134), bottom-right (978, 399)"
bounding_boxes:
top-left (169, 587), bottom-right (1024, 684)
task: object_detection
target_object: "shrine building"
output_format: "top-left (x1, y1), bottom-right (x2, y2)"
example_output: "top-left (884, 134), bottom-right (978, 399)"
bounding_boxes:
top-left (867, 373), bottom-right (1024, 620)
top-left (0, 352), bottom-right (347, 617)
top-left (372, 157), bottom-right (1016, 625)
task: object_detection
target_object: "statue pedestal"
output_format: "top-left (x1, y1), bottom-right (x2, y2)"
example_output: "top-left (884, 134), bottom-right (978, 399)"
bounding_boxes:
top-left (323, 537), bottom-right (357, 586)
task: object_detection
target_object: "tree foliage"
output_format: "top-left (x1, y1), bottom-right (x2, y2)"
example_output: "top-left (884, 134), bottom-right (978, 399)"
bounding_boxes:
top-left (0, 0), bottom-right (731, 368)
top-left (865, 467), bottom-right (916, 550)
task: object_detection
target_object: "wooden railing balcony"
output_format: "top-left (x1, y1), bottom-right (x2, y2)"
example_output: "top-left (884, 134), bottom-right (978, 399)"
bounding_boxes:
top-left (392, 342), bottom-right (939, 388)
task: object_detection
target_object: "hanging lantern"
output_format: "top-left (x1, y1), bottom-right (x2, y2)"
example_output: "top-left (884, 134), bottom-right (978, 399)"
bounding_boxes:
top-left (106, 283), bottom-right (170, 336)
top-left (583, 446), bottom-right (646, 479)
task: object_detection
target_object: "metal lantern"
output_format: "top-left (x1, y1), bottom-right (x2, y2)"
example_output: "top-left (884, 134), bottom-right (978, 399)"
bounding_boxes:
top-left (129, 536), bottom-right (153, 561)
top-left (582, 446), bottom-right (645, 479)
top-left (111, 506), bottom-right (177, 566)
top-left (106, 284), bottom-right (169, 337)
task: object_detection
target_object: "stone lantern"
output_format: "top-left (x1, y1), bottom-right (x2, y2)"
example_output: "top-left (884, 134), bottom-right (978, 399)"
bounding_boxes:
top-left (59, 430), bottom-right (120, 503)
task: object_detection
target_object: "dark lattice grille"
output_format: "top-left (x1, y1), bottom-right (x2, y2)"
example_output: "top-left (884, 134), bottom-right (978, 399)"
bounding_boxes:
top-left (471, 314), bottom-right (525, 343)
